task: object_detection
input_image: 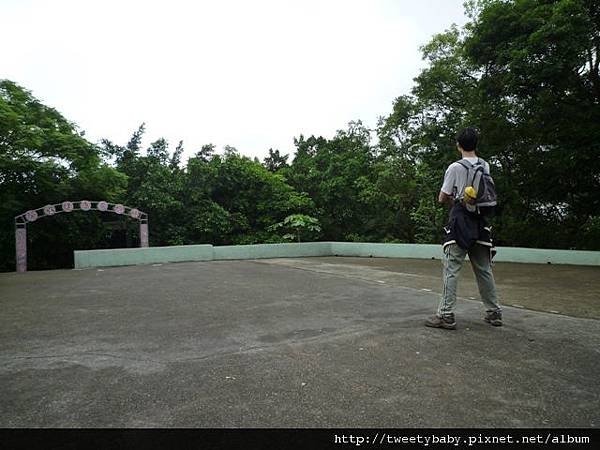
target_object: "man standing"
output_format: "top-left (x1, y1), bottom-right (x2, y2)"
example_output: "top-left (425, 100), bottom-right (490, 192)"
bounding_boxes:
top-left (425, 127), bottom-right (502, 330)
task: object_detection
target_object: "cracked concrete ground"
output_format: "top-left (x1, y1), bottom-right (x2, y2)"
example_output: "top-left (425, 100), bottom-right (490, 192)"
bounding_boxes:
top-left (0, 257), bottom-right (599, 427)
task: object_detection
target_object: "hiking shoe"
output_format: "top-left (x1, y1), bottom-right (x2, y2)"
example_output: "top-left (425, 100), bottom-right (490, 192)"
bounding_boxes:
top-left (484, 310), bottom-right (503, 327)
top-left (425, 314), bottom-right (456, 330)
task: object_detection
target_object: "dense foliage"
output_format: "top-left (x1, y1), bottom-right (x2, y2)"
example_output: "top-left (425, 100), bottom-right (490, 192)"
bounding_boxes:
top-left (2, 0), bottom-right (599, 271)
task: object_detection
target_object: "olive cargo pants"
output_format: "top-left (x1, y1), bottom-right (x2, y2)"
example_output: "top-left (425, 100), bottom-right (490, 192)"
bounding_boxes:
top-left (437, 243), bottom-right (502, 317)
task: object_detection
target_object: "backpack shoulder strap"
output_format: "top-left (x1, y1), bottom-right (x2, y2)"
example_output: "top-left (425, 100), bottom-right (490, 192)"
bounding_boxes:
top-left (463, 158), bottom-right (485, 171)
top-left (456, 160), bottom-right (471, 171)
top-left (457, 158), bottom-right (484, 187)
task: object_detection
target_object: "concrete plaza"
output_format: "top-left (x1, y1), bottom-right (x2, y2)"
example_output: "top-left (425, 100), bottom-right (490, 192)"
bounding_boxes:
top-left (1, 257), bottom-right (599, 427)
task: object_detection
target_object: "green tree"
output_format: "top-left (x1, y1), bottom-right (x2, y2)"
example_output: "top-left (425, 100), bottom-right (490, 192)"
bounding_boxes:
top-left (263, 148), bottom-right (289, 172)
top-left (268, 214), bottom-right (321, 242)
top-left (205, 151), bottom-right (314, 244)
top-left (100, 129), bottom-right (187, 247)
top-left (378, 0), bottom-right (600, 249)
top-left (0, 80), bottom-right (126, 270)
top-left (286, 122), bottom-right (384, 241)
top-left (463, 0), bottom-right (600, 248)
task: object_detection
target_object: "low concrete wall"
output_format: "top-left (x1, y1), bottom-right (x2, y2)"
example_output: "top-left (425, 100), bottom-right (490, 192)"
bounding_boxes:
top-left (332, 242), bottom-right (442, 260)
top-left (213, 242), bottom-right (332, 260)
top-left (74, 241), bottom-right (600, 269)
top-left (494, 246), bottom-right (600, 266)
top-left (75, 243), bottom-right (332, 268)
top-left (74, 245), bottom-right (213, 268)
top-left (332, 242), bottom-right (600, 265)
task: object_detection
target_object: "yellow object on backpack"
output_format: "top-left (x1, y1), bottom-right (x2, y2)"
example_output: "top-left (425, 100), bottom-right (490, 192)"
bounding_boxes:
top-left (464, 186), bottom-right (477, 204)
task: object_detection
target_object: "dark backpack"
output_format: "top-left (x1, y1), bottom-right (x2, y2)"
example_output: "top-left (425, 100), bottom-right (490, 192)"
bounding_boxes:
top-left (456, 158), bottom-right (497, 216)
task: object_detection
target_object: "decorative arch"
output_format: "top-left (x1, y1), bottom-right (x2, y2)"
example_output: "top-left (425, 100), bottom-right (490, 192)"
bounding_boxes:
top-left (15, 200), bottom-right (149, 272)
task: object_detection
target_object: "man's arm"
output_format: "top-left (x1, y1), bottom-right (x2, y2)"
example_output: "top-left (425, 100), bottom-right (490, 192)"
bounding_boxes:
top-left (439, 164), bottom-right (456, 206)
top-left (438, 191), bottom-right (454, 205)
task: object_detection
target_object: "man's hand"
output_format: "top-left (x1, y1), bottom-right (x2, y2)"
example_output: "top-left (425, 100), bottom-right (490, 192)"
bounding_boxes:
top-left (438, 191), bottom-right (454, 205)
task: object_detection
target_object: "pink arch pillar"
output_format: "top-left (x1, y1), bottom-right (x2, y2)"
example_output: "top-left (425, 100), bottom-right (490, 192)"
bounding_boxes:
top-left (16, 225), bottom-right (27, 273)
top-left (140, 221), bottom-right (149, 248)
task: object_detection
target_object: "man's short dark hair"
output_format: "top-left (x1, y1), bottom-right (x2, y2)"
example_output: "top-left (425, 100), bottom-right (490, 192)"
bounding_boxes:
top-left (456, 127), bottom-right (478, 152)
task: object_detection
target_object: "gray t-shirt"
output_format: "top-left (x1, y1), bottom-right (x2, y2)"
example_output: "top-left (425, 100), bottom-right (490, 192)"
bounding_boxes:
top-left (441, 156), bottom-right (490, 198)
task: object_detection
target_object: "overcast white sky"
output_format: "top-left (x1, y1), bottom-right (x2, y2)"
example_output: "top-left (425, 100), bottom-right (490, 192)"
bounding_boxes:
top-left (1, 0), bottom-right (468, 162)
